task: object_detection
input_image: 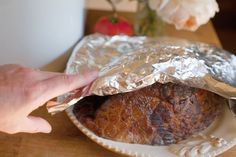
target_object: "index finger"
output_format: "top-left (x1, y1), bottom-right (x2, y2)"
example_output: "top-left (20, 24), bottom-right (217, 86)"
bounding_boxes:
top-left (34, 71), bottom-right (98, 108)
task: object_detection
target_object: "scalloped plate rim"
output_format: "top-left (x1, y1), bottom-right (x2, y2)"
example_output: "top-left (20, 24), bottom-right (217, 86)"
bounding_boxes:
top-left (66, 105), bottom-right (236, 157)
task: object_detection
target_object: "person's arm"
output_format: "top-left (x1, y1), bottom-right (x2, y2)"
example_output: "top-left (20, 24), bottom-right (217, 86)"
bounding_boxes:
top-left (0, 64), bottom-right (97, 134)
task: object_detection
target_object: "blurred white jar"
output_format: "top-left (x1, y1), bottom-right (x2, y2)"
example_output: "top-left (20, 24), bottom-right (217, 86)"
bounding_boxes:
top-left (0, 0), bottom-right (85, 71)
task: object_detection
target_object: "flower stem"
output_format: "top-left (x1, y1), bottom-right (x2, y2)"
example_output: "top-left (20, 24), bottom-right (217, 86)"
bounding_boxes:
top-left (107, 0), bottom-right (118, 18)
top-left (134, 0), bottom-right (165, 37)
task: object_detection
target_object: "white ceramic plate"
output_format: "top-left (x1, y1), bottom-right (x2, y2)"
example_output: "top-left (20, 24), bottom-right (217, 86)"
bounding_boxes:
top-left (66, 104), bottom-right (236, 157)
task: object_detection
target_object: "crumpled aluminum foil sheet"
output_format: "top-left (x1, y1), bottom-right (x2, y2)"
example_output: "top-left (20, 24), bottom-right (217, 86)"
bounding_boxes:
top-left (47, 34), bottom-right (236, 115)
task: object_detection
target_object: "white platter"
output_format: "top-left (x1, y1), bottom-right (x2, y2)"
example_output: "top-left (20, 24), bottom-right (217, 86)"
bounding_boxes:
top-left (66, 104), bottom-right (236, 157)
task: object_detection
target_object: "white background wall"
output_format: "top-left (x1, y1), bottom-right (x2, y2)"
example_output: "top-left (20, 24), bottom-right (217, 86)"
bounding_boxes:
top-left (86, 0), bottom-right (137, 12)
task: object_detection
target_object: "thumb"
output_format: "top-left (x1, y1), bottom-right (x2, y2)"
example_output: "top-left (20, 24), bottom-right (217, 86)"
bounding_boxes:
top-left (20, 116), bottom-right (52, 133)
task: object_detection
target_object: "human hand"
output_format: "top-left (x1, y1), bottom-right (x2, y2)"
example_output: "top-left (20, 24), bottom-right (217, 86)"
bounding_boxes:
top-left (0, 64), bottom-right (98, 134)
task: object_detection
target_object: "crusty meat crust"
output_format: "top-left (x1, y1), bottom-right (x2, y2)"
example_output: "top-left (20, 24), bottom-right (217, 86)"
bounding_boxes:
top-left (73, 82), bottom-right (224, 145)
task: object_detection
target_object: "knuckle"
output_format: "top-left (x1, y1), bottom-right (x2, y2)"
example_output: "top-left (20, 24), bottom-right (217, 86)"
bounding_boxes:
top-left (19, 67), bottom-right (34, 76)
top-left (6, 64), bottom-right (22, 68)
top-left (14, 67), bottom-right (36, 80)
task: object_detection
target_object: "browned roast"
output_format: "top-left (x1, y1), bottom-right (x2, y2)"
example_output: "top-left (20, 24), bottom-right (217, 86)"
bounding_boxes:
top-left (73, 82), bottom-right (224, 145)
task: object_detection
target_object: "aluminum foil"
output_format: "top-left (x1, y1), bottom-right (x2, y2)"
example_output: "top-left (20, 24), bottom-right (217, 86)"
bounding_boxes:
top-left (47, 34), bottom-right (236, 115)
